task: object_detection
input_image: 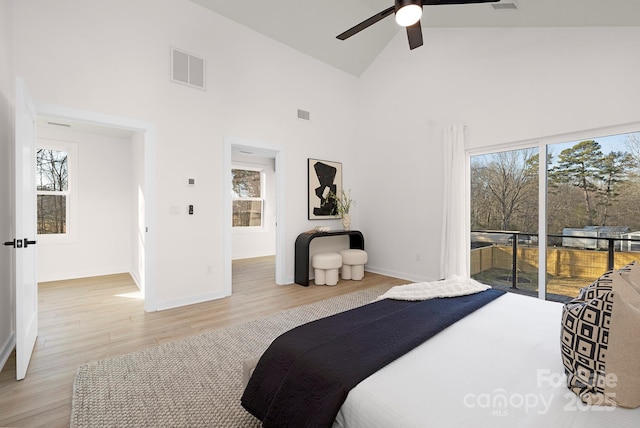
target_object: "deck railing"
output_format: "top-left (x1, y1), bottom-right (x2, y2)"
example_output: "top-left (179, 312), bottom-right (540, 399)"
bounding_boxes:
top-left (471, 230), bottom-right (640, 291)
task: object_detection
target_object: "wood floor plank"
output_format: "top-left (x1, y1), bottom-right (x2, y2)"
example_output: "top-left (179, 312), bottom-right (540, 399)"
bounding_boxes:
top-left (0, 256), bottom-right (408, 427)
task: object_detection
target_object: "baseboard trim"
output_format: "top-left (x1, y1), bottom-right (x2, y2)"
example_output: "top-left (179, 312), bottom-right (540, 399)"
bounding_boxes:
top-left (0, 333), bottom-right (15, 373)
top-left (364, 266), bottom-right (434, 284)
top-left (38, 268), bottom-right (131, 283)
top-left (130, 271), bottom-right (142, 291)
top-left (155, 289), bottom-right (230, 311)
top-left (232, 252), bottom-right (276, 260)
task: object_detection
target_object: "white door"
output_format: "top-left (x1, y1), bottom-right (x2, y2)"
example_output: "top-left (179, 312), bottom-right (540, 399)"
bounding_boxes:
top-left (14, 77), bottom-right (38, 380)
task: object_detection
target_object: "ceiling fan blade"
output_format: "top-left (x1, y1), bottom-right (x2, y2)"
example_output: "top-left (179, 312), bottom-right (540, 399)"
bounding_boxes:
top-left (336, 6), bottom-right (395, 40)
top-left (422, 0), bottom-right (499, 5)
top-left (406, 22), bottom-right (423, 50)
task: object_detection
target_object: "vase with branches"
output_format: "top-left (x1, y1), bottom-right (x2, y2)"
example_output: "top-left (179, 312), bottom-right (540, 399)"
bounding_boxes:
top-left (328, 190), bottom-right (355, 230)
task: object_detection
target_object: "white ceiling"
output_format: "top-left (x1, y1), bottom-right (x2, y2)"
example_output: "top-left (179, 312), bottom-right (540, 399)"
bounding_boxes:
top-left (189, 0), bottom-right (640, 76)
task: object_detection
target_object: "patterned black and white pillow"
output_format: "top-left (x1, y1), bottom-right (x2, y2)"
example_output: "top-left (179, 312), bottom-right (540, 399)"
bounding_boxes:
top-left (561, 272), bottom-right (615, 405)
top-left (560, 266), bottom-right (640, 408)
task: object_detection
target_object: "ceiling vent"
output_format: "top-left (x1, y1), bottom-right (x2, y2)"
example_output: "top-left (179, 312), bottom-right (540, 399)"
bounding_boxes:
top-left (492, 1), bottom-right (518, 10)
top-left (297, 109), bottom-right (311, 121)
top-left (170, 47), bottom-right (205, 90)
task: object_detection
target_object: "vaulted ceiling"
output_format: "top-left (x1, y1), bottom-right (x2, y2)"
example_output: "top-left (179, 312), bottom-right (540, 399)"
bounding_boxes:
top-left (189, 0), bottom-right (640, 76)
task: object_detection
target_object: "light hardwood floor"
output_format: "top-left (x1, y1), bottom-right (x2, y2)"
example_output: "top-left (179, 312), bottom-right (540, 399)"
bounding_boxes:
top-left (0, 257), bottom-right (408, 427)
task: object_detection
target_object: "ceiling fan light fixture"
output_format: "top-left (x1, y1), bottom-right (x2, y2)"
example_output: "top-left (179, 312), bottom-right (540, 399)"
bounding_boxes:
top-left (395, 0), bottom-right (422, 27)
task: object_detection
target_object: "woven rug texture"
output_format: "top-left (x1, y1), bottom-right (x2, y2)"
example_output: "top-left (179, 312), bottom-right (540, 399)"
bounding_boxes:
top-left (70, 285), bottom-right (392, 427)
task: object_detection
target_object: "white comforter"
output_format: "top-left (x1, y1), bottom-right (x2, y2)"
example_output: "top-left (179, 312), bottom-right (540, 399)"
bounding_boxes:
top-left (333, 293), bottom-right (640, 428)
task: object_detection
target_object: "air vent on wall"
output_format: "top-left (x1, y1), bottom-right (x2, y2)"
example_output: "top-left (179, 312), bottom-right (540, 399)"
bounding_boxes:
top-left (47, 121), bottom-right (71, 127)
top-left (297, 109), bottom-right (311, 121)
top-left (170, 47), bottom-right (206, 90)
top-left (492, 1), bottom-right (518, 9)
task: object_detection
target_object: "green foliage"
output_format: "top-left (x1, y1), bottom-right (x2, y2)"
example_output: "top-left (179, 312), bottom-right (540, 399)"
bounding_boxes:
top-left (328, 190), bottom-right (355, 216)
top-left (550, 140), bottom-right (603, 187)
top-left (471, 138), bottom-right (640, 234)
top-left (548, 141), bottom-right (636, 226)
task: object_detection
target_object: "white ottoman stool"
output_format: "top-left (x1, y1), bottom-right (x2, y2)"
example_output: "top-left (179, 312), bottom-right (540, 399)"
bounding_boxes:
top-left (312, 252), bottom-right (342, 286)
top-left (340, 249), bottom-right (368, 281)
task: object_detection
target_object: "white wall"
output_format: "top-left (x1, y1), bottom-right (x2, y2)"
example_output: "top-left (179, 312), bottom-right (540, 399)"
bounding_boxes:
top-left (36, 126), bottom-right (133, 282)
top-left (357, 27), bottom-right (640, 282)
top-left (12, 0), bottom-right (359, 309)
top-left (130, 130), bottom-right (146, 291)
top-left (231, 155), bottom-right (276, 260)
top-left (0, 0), bottom-right (14, 369)
top-left (14, 2), bottom-right (639, 310)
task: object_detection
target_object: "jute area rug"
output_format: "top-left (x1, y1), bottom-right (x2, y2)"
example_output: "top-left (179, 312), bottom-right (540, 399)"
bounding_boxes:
top-left (70, 284), bottom-right (392, 427)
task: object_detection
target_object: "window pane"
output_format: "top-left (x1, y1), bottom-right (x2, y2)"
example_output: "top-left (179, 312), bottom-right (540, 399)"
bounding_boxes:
top-left (37, 195), bottom-right (67, 234)
top-left (232, 169), bottom-right (261, 198)
top-left (37, 149), bottom-right (68, 191)
top-left (546, 132), bottom-right (640, 299)
top-left (233, 200), bottom-right (263, 227)
top-left (470, 147), bottom-right (539, 296)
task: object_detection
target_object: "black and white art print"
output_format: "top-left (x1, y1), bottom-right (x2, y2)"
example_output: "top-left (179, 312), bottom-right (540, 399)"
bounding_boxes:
top-left (308, 158), bottom-right (342, 220)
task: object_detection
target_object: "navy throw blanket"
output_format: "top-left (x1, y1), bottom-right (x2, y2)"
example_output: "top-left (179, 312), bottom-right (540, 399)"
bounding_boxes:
top-left (241, 288), bottom-right (505, 428)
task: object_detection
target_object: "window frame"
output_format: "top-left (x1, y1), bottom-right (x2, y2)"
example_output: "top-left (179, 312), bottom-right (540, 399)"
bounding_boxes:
top-left (468, 122), bottom-right (640, 300)
top-left (231, 166), bottom-right (265, 230)
top-left (36, 139), bottom-right (78, 244)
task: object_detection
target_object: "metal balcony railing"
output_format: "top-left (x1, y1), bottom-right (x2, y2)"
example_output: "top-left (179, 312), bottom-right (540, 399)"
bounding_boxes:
top-left (471, 230), bottom-right (640, 290)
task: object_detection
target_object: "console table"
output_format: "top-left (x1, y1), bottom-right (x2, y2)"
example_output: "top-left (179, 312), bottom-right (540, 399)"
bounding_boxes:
top-left (294, 230), bottom-right (365, 286)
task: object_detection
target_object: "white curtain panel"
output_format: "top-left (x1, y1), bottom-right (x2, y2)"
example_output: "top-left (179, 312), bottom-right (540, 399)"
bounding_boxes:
top-left (440, 124), bottom-right (468, 280)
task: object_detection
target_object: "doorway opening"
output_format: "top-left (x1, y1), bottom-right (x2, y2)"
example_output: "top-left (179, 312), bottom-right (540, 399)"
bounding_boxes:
top-left (223, 138), bottom-right (286, 295)
top-left (34, 104), bottom-right (157, 311)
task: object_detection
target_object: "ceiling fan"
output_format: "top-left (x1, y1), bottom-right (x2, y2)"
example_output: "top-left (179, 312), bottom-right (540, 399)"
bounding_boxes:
top-left (337, 0), bottom-right (499, 50)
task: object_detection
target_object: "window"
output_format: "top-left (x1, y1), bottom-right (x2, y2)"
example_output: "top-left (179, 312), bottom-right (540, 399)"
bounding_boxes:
top-left (36, 140), bottom-right (77, 241)
top-left (37, 148), bottom-right (68, 234)
top-left (470, 128), bottom-right (640, 300)
top-left (232, 168), bottom-right (264, 228)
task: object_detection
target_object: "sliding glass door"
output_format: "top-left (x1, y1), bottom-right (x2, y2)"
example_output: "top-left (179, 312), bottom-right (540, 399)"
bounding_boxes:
top-left (470, 129), bottom-right (640, 301)
top-left (470, 147), bottom-right (540, 296)
top-left (545, 132), bottom-right (640, 299)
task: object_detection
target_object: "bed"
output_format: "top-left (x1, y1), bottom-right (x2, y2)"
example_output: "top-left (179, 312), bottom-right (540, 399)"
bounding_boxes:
top-left (242, 277), bottom-right (640, 428)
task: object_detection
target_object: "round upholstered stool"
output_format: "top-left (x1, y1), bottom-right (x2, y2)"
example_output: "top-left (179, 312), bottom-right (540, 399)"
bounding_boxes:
top-left (311, 252), bottom-right (342, 286)
top-left (340, 249), bottom-right (368, 281)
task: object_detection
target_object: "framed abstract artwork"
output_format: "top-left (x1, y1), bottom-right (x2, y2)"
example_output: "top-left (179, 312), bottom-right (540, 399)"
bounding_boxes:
top-left (308, 158), bottom-right (342, 220)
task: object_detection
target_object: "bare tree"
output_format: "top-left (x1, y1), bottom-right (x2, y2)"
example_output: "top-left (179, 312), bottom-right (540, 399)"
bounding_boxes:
top-left (470, 148), bottom-right (538, 231)
top-left (36, 149), bottom-right (68, 234)
top-left (624, 132), bottom-right (640, 169)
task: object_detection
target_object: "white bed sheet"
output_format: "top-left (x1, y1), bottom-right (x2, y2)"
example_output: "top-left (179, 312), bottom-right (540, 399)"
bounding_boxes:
top-left (333, 292), bottom-right (640, 428)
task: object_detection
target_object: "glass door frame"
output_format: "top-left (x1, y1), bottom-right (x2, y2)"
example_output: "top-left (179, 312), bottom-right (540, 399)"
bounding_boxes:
top-left (467, 121), bottom-right (640, 300)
